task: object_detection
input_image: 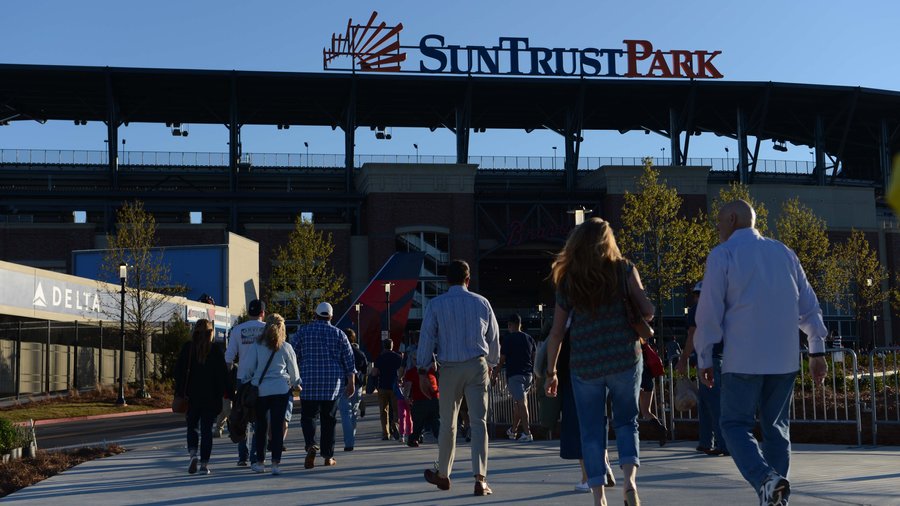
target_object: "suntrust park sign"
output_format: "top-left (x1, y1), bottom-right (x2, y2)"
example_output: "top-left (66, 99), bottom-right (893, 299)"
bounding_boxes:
top-left (324, 12), bottom-right (723, 79)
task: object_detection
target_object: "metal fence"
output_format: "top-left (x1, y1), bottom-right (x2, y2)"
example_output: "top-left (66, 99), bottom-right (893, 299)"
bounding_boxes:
top-left (0, 320), bottom-right (170, 400)
top-left (488, 346), bottom-right (893, 447)
top-left (0, 148), bottom-right (817, 174)
top-left (868, 346), bottom-right (900, 446)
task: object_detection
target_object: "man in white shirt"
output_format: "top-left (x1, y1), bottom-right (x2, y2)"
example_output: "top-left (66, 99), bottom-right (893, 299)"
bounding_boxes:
top-left (224, 299), bottom-right (266, 466)
top-left (694, 200), bottom-right (828, 506)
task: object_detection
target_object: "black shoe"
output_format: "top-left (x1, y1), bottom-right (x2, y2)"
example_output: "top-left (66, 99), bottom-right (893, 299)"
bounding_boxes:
top-left (653, 419), bottom-right (667, 447)
top-left (407, 439), bottom-right (420, 447)
top-left (344, 447), bottom-right (354, 452)
top-left (237, 460), bottom-right (248, 467)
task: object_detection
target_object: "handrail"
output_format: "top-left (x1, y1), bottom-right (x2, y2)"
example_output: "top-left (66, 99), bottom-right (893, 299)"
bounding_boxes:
top-left (868, 346), bottom-right (900, 446)
top-left (0, 148), bottom-right (818, 173)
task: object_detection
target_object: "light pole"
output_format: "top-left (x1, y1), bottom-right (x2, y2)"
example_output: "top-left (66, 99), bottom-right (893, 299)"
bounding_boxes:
top-left (873, 314), bottom-right (879, 349)
top-left (304, 141), bottom-right (309, 165)
top-left (384, 283), bottom-right (392, 342)
top-left (116, 263), bottom-right (127, 406)
top-left (355, 302), bottom-right (362, 335)
top-left (660, 147), bottom-right (665, 164)
top-left (414, 143), bottom-right (419, 164)
top-left (567, 205), bottom-right (592, 226)
top-left (552, 146), bottom-right (557, 170)
top-left (724, 146), bottom-right (730, 170)
top-left (537, 303), bottom-right (544, 333)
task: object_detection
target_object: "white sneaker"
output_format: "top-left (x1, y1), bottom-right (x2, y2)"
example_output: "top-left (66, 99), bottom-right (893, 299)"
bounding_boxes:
top-left (517, 433), bottom-right (534, 442)
top-left (758, 472), bottom-right (790, 506)
top-left (575, 481), bottom-right (591, 493)
top-left (506, 427), bottom-right (517, 439)
top-left (271, 464), bottom-right (281, 475)
top-left (251, 463), bottom-right (266, 474)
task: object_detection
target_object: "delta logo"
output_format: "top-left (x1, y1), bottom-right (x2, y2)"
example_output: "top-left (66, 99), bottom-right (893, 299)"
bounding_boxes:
top-left (33, 282), bottom-right (102, 313)
top-left (324, 12), bottom-right (723, 79)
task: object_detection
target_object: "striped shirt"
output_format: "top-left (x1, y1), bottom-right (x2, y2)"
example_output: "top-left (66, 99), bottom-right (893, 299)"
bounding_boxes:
top-left (290, 320), bottom-right (356, 401)
top-left (417, 284), bottom-right (500, 370)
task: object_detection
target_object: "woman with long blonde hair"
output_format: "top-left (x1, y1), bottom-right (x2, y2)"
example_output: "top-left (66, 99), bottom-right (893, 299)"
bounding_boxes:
top-left (544, 218), bottom-right (654, 506)
top-left (241, 313), bottom-right (300, 475)
top-left (174, 318), bottom-right (227, 475)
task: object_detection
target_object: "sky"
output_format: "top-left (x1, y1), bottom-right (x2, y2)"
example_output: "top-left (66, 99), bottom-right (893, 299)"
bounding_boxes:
top-left (1, 0), bottom-right (898, 165)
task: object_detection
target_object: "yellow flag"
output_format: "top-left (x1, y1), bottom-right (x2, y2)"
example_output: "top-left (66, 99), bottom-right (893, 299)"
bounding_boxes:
top-left (888, 154), bottom-right (900, 216)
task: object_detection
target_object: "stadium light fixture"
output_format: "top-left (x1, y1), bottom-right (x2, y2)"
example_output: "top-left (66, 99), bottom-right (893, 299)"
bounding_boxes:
top-left (773, 140), bottom-right (788, 152)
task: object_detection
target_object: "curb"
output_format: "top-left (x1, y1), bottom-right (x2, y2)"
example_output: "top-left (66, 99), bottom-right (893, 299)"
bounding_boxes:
top-left (15, 408), bottom-right (174, 427)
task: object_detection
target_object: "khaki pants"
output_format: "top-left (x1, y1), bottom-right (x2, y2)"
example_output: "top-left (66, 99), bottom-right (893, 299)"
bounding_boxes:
top-left (378, 389), bottom-right (399, 438)
top-left (437, 356), bottom-right (489, 478)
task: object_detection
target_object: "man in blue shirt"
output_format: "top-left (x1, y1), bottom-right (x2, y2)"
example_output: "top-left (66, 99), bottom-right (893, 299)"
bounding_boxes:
top-left (290, 302), bottom-right (356, 469)
top-left (677, 282), bottom-right (728, 456)
top-left (372, 339), bottom-right (403, 440)
top-left (497, 314), bottom-right (536, 442)
top-left (417, 259), bottom-right (500, 496)
top-left (695, 200), bottom-right (828, 506)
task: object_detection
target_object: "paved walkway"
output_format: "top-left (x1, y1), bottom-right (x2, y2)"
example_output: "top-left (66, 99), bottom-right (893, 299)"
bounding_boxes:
top-left (5, 410), bottom-right (899, 505)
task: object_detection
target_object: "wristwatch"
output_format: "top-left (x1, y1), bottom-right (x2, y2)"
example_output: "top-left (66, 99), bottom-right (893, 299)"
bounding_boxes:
top-left (808, 352), bottom-right (825, 358)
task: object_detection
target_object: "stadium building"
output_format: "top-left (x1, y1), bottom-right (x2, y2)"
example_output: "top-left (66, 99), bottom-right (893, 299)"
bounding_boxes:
top-left (1, 62), bottom-right (899, 348)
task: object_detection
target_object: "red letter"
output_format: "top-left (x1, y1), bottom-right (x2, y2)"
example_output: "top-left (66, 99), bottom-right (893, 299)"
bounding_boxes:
top-left (647, 51), bottom-right (673, 78)
top-left (695, 51), bottom-right (723, 78)
top-left (670, 50), bottom-right (695, 78)
top-left (624, 39), bottom-right (652, 77)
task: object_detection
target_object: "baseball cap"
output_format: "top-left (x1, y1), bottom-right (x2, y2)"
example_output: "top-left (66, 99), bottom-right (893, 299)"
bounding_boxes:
top-left (316, 302), bottom-right (334, 317)
top-left (693, 282), bottom-right (703, 292)
top-left (248, 299), bottom-right (265, 316)
top-left (506, 313), bottom-right (522, 325)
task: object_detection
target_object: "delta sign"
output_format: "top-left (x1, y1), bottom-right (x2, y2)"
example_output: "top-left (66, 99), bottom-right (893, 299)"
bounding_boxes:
top-left (324, 12), bottom-right (723, 79)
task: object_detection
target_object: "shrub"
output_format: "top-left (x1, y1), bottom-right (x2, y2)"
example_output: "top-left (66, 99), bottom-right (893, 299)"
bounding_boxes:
top-left (0, 419), bottom-right (17, 453)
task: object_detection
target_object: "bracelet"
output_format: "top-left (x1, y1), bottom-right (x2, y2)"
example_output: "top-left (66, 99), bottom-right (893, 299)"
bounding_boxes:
top-left (808, 352), bottom-right (826, 358)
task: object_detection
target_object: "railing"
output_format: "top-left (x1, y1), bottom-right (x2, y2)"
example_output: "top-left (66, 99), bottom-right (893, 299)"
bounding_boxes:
top-left (0, 148), bottom-right (818, 174)
top-left (868, 346), bottom-right (900, 446)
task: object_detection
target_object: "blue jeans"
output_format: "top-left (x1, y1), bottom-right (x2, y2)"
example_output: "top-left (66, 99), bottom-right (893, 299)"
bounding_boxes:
top-left (720, 372), bottom-right (797, 490)
top-left (698, 357), bottom-right (726, 451)
top-left (339, 386), bottom-right (363, 448)
top-left (570, 361), bottom-right (642, 488)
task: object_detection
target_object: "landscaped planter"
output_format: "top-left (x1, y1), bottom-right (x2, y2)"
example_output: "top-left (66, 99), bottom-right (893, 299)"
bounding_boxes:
top-left (1, 453), bottom-right (9, 463)
top-left (10, 447), bottom-right (22, 460)
top-left (24, 443), bottom-right (37, 459)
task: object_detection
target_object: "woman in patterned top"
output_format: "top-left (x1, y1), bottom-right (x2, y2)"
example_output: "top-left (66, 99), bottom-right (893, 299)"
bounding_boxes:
top-left (544, 218), bottom-right (654, 506)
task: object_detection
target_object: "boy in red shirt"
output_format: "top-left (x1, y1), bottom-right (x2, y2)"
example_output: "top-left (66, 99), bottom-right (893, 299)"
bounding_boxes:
top-left (403, 354), bottom-right (440, 448)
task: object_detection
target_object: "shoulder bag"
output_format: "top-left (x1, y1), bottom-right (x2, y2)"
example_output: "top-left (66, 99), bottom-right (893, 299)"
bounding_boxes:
top-left (620, 261), bottom-right (655, 341)
top-left (242, 348), bottom-right (276, 409)
top-left (172, 344), bottom-right (192, 413)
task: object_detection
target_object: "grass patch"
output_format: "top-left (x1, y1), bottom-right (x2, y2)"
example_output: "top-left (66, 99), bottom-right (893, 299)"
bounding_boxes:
top-left (3, 384), bottom-right (173, 423)
top-left (0, 445), bottom-right (126, 498)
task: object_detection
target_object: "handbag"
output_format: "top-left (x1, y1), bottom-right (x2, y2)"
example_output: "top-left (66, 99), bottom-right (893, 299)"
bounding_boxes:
top-left (674, 377), bottom-right (699, 411)
top-left (242, 348), bottom-right (277, 409)
top-left (172, 344), bottom-right (192, 414)
top-left (642, 342), bottom-right (666, 378)
top-left (621, 261), bottom-right (655, 340)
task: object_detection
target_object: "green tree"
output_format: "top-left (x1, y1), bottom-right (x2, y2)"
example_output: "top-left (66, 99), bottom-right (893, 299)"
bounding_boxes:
top-left (832, 229), bottom-right (887, 345)
top-left (100, 200), bottom-right (183, 398)
top-left (267, 216), bottom-right (350, 322)
top-left (710, 182), bottom-right (769, 237)
top-left (153, 313), bottom-right (191, 382)
top-left (619, 158), bottom-right (710, 335)
top-left (776, 197), bottom-right (844, 305)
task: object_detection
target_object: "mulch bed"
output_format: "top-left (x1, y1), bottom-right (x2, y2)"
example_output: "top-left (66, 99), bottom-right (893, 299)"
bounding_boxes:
top-left (0, 445), bottom-right (126, 498)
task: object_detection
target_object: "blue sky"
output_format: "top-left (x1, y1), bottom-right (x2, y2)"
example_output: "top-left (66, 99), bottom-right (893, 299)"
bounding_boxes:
top-left (1, 0), bottom-right (897, 164)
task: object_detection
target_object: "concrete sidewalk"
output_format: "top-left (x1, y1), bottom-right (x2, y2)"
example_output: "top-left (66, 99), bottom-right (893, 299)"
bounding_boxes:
top-left (5, 410), bottom-right (899, 506)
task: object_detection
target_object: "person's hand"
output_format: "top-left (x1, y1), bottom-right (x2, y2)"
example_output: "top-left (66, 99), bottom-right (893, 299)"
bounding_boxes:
top-left (809, 356), bottom-right (828, 385)
top-left (344, 382), bottom-right (355, 398)
top-left (675, 356), bottom-right (689, 377)
top-left (419, 373), bottom-right (435, 399)
top-left (699, 367), bottom-right (714, 388)
top-left (544, 373), bottom-right (559, 397)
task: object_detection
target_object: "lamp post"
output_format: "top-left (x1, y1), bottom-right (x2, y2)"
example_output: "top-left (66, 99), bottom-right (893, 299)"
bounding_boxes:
top-left (414, 143), bottom-right (419, 164)
top-left (552, 146), bottom-right (557, 169)
top-left (567, 205), bottom-right (592, 226)
top-left (304, 142), bottom-right (309, 165)
top-left (384, 283), bottom-right (392, 342)
top-left (537, 303), bottom-right (544, 333)
top-left (724, 146), bottom-right (730, 170)
top-left (116, 263), bottom-right (127, 406)
top-left (660, 147), bottom-right (665, 164)
top-left (355, 302), bottom-right (362, 335)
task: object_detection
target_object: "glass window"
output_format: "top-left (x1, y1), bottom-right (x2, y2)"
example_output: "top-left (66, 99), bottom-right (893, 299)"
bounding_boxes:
top-left (396, 230), bottom-right (450, 319)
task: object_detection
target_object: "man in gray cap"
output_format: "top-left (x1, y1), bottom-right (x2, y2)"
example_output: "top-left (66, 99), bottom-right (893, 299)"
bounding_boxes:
top-left (225, 299), bottom-right (266, 466)
top-left (290, 301), bottom-right (356, 469)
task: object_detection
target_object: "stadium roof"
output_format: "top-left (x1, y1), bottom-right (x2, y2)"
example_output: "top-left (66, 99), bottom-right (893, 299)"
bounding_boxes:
top-left (1, 63), bottom-right (899, 181)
